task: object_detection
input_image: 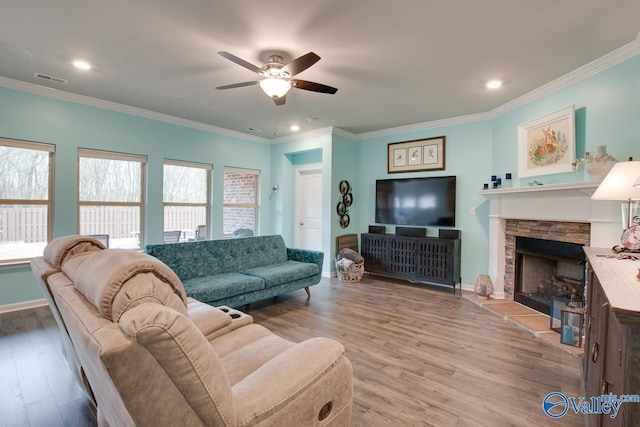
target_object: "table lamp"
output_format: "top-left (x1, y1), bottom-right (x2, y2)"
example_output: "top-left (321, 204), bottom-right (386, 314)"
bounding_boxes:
top-left (591, 159), bottom-right (640, 251)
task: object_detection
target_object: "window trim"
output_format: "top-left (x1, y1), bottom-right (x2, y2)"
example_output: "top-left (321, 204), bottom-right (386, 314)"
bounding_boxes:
top-left (162, 159), bottom-right (212, 240)
top-left (77, 148), bottom-right (147, 249)
top-left (0, 138), bottom-right (55, 264)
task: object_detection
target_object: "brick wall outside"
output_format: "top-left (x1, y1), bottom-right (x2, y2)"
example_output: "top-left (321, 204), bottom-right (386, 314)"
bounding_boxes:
top-left (223, 170), bottom-right (258, 235)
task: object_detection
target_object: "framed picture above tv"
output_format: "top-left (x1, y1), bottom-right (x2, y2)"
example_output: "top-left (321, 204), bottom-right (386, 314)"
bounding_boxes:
top-left (387, 136), bottom-right (445, 173)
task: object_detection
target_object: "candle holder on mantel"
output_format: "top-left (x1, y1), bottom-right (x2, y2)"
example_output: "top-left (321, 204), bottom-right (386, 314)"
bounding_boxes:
top-left (474, 274), bottom-right (494, 299)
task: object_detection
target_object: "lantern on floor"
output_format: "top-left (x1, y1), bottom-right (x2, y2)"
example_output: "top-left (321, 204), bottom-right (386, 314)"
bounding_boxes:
top-left (474, 274), bottom-right (494, 299)
top-left (560, 305), bottom-right (584, 347)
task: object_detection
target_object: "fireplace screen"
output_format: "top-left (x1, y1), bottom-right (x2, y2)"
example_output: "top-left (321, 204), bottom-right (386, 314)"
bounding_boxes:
top-left (514, 236), bottom-right (585, 315)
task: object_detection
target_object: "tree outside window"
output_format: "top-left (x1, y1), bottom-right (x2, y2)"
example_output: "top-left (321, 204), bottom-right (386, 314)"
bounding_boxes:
top-left (163, 160), bottom-right (211, 241)
top-left (0, 139), bottom-right (54, 262)
top-left (78, 149), bottom-right (146, 249)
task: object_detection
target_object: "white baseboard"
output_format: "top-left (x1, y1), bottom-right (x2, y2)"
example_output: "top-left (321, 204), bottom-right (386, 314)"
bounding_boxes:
top-left (0, 299), bottom-right (48, 314)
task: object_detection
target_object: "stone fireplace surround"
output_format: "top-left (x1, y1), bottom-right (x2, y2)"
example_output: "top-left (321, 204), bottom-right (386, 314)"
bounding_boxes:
top-left (481, 181), bottom-right (620, 299)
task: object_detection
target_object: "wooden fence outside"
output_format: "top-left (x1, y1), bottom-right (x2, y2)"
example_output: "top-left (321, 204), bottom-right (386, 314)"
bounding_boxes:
top-left (0, 205), bottom-right (207, 243)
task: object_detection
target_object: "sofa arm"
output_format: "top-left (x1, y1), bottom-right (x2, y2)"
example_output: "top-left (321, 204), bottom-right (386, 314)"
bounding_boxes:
top-left (232, 337), bottom-right (352, 426)
top-left (287, 248), bottom-right (324, 271)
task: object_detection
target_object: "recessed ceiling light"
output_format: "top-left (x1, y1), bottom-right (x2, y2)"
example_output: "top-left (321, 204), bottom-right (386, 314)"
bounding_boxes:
top-left (73, 60), bottom-right (91, 70)
top-left (290, 125), bottom-right (300, 132)
top-left (486, 80), bottom-right (502, 89)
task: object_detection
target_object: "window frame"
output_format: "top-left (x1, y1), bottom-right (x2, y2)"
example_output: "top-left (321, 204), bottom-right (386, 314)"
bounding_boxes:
top-left (77, 148), bottom-right (147, 249)
top-left (162, 159), bottom-right (212, 240)
top-left (223, 166), bottom-right (260, 237)
top-left (0, 138), bottom-right (55, 264)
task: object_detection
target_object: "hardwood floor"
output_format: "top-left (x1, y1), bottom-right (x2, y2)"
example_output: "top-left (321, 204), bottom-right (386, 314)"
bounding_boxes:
top-left (0, 276), bottom-right (584, 426)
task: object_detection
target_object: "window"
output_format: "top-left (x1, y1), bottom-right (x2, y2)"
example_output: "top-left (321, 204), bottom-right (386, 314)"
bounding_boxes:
top-left (223, 167), bottom-right (259, 237)
top-left (78, 149), bottom-right (146, 249)
top-left (0, 138), bottom-right (54, 262)
top-left (163, 159), bottom-right (211, 241)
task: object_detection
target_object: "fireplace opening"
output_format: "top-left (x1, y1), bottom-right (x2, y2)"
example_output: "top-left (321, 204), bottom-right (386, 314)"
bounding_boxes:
top-left (514, 236), bottom-right (585, 315)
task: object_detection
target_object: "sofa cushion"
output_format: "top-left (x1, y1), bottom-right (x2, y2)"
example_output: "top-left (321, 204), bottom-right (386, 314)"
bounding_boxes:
top-left (241, 261), bottom-right (320, 288)
top-left (183, 273), bottom-right (265, 303)
top-left (146, 235), bottom-right (289, 280)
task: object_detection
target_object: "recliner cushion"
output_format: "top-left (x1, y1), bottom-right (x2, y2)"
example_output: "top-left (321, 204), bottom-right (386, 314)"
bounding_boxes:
top-left (43, 235), bottom-right (105, 268)
top-left (241, 261), bottom-right (319, 288)
top-left (63, 249), bottom-right (188, 321)
top-left (119, 303), bottom-right (237, 427)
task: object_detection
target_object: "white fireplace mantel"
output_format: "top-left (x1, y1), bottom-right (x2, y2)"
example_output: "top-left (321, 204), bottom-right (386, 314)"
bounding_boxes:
top-left (481, 181), bottom-right (620, 298)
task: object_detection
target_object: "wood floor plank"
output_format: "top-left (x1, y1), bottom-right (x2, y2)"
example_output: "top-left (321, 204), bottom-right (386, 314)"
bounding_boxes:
top-left (246, 277), bottom-right (584, 427)
top-left (0, 276), bottom-right (584, 426)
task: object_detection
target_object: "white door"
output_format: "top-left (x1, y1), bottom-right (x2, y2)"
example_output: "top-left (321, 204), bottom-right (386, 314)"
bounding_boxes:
top-left (295, 169), bottom-right (323, 251)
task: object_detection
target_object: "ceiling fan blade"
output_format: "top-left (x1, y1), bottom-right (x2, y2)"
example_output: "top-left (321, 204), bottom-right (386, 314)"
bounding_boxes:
top-left (273, 95), bottom-right (286, 106)
top-left (218, 51), bottom-right (262, 74)
top-left (281, 52), bottom-right (320, 76)
top-left (291, 79), bottom-right (338, 94)
top-left (216, 81), bottom-right (259, 90)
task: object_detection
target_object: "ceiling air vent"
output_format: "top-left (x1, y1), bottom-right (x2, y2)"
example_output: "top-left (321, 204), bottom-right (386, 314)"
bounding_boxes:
top-left (34, 72), bottom-right (68, 85)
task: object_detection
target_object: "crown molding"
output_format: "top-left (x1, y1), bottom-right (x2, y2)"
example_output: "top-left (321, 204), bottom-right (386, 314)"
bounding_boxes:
top-left (0, 76), bottom-right (270, 144)
top-left (271, 126), bottom-right (335, 144)
top-left (358, 36), bottom-right (640, 141)
top-left (331, 127), bottom-right (358, 141)
top-left (490, 35), bottom-right (640, 117)
top-left (1, 35), bottom-right (638, 144)
top-left (357, 111), bottom-right (492, 140)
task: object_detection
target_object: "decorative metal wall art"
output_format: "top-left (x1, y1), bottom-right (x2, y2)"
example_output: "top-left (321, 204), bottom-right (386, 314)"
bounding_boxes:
top-left (337, 180), bottom-right (352, 228)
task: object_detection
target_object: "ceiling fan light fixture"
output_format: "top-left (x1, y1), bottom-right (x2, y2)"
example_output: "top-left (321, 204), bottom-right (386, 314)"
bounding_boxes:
top-left (260, 77), bottom-right (291, 98)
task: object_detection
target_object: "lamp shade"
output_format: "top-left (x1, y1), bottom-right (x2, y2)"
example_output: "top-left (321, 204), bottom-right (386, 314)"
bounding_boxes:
top-left (259, 77), bottom-right (291, 98)
top-left (591, 161), bottom-right (640, 201)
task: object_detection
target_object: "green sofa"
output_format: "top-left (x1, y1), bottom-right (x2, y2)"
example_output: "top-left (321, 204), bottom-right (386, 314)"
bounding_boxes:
top-left (146, 235), bottom-right (324, 308)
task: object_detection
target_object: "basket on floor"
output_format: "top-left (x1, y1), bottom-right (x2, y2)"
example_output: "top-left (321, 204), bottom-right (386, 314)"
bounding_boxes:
top-left (335, 259), bottom-right (364, 282)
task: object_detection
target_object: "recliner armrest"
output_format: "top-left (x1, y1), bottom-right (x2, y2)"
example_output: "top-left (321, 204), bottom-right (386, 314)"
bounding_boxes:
top-left (232, 337), bottom-right (352, 426)
top-left (187, 298), bottom-right (232, 339)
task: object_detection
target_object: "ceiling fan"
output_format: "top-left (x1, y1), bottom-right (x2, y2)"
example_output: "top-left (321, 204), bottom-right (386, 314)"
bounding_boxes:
top-left (216, 51), bottom-right (337, 106)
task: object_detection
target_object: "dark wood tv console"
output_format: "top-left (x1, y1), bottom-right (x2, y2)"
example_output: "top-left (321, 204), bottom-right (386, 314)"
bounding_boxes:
top-left (360, 233), bottom-right (461, 293)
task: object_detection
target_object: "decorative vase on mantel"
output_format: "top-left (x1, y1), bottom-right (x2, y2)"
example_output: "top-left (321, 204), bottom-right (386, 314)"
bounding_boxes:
top-left (584, 145), bottom-right (617, 181)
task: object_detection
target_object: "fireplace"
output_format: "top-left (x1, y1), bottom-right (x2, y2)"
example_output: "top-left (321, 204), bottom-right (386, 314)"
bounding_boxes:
top-left (514, 236), bottom-right (585, 314)
top-left (482, 181), bottom-right (620, 299)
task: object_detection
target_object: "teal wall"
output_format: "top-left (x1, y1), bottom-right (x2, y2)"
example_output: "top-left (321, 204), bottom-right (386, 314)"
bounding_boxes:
top-left (491, 54), bottom-right (640, 186)
top-left (0, 86), bottom-right (272, 306)
top-left (1, 52), bottom-right (639, 308)
top-left (356, 121), bottom-right (493, 286)
top-left (330, 132), bottom-right (360, 262)
top-left (269, 131), bottom-right (333, 273)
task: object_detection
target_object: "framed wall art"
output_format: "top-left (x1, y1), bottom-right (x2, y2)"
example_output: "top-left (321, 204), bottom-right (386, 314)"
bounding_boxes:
top-left (517, 105), bottom-right (575, 178)
top-left (387, 136), bottom-right (445, 173)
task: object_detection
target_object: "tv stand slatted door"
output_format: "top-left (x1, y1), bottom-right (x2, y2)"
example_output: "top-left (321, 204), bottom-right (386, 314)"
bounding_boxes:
top-left (360, 233), bottom-right (461, 293)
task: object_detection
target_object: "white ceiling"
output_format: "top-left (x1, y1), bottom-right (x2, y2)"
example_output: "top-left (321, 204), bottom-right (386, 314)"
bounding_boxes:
top-left (1, 1), bottom-right (639, 139)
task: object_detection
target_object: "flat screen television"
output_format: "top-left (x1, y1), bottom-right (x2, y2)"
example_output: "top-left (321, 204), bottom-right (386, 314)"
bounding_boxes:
top-left (375, 176), bottom-right (456, 227)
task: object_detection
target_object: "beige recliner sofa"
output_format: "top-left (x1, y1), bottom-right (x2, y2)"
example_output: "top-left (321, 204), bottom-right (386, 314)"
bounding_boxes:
top-left (31, 236), bottom-right (353, 426)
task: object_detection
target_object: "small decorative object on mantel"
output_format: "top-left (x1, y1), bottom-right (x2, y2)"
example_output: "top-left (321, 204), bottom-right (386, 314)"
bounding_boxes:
top-left (337, 180), bottom-right (352, 228)
top-left (474, 274), bottom-right (494, 299)
top-left (571, 145), bottom-right (617, 180)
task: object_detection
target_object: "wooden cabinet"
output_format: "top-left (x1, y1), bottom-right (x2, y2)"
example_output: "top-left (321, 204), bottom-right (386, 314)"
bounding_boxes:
top-left (360, 233), bottom-right (461, 292)
top-left (583, 248), bottom-right (640, 427)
